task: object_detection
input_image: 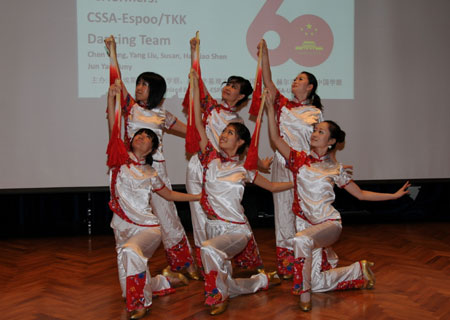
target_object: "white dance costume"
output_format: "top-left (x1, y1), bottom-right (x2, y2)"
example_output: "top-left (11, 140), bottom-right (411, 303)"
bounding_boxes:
top-left (122, 94), bottom-right (194, 271)
top-left (199, 143), bottom-right (268, 306)
top-left (109, 153), bottom-right (175, 312)
top-left (271, 91), bottom-right (339, 277)
top-left (286, 149), bottom-right (365, 294)
top-left (186, 94), bottom-right (263, 271)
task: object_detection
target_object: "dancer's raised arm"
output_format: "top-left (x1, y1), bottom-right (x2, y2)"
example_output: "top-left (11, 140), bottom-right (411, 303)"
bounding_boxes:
top-left (258, 39), bottom-right (277, 98)
top-left (264, 89), bottom-right (291, 159)
top-left (190, 69), bottom-right (208, 153)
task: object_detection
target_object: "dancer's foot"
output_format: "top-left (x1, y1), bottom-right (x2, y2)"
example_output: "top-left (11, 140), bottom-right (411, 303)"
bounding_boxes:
top-left (299, 291), bottom-right (312, 312)
top-left (360, 260), bottom-right (375, 289)
top-left (210, 300), bottom-right (229, 315)
top-left (282, 273), bottom-right (293, 280)
top-left (258, 269), bottom-right (281, 288)
top-left (129, 308), bottom-right (147, 319)
top-left (162, 266), bottom-right (189, 287)
top-left (186, 264), bottom-right (201, 281)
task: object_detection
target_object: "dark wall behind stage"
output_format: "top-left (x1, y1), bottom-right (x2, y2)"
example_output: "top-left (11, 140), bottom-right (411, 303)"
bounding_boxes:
top-left (1, 179), bottom-right (449, 238)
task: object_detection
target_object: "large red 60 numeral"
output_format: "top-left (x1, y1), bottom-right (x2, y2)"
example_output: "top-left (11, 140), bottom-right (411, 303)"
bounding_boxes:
top-left (247, 0), bottom-right (334, 67)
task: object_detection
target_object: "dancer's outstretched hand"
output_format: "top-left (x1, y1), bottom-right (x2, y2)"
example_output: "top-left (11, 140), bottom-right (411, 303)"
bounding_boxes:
top-left (393, 181), bottom-right (411, 199)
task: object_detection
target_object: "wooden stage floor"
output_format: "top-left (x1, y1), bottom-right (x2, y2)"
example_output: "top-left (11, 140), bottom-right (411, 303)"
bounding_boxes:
top-left (0, 222), bottom-right (449, 319)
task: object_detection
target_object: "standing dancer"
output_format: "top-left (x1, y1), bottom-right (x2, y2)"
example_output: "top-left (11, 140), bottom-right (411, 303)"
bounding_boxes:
top-left (258, 39), bottom-right (332, 279)
top-left (105, 36), bottom-right (199, 279)
top-left (106, 83), bottom-right (201, 319)
top-left (265, 91), bottom-right (410, 311)
top-left (184, 36), bottom-right (271, 274)
top-left (190, 70), bottom-right (291, 315)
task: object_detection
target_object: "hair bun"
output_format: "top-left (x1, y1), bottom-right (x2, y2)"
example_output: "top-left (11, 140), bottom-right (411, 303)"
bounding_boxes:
top-left (338, 130), bottom-right (346, 143)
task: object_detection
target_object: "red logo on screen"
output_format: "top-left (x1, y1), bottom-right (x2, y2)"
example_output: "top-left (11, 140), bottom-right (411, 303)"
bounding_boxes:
top-left (247, 0), bottom-right (334, 67)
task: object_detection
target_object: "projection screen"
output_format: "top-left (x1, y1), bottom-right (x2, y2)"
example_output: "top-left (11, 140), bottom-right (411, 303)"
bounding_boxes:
top-left (0, 0), bottom-right (449, 189)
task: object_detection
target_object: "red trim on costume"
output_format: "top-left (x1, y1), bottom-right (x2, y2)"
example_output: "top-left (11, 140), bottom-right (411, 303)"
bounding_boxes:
top-left (195, 246), bottom-right (205, 277)
top-left (204, 270), bottom-right (223, 306)
top-left (339, 179), bottom-right (354, 189)
top-left (126, 271), bottom-right (146, 312)
top-left (152, 184), bottom-right (166, 193)
top-left (321, 249), bottom-right (333, 272)
top-left (251, 171), bottom-right (259, 184)
top-left (167, 118), bottom-right (177, 130)
top-left (276, 247), bottom-right (295, 275)
top-left (165, 236), bottom-right (194, 271)
top-left (153, 287), bottom-right (176, 297)
top-left (233, 236), bottom-right (264, 270)
top-left (292, 257), bottom-right (306, 295)
top-left (336, 279), bottom-right (365, 290)
top-left (287, 149), bottom-right (321, 225)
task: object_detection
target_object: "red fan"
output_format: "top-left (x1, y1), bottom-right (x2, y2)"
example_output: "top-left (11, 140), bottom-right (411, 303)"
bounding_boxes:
top-left (105, 36), bottom-right (129, 168)
top-left (244, 91), bottom-right (266, 170)
top-left (185, 32), bottom-right (201, 153)
top-left (248, 41), bottom-right (263, 116)
top-left (182, 31), bottom-right (205, 111)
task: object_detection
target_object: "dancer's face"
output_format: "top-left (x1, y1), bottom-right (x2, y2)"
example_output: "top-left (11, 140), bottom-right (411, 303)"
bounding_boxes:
top-left (131, 131), bottom-right (154, 158)
top-left (135, 79), bottom-right (150, 102)
top-left (219, 125), bottom-right (244, 156)
top-left (310, 122), bottom-right (335, 150)
top-left (221, 81), bottom-right (245, 107)
top-left (291, 73), bottom-right (313, 97)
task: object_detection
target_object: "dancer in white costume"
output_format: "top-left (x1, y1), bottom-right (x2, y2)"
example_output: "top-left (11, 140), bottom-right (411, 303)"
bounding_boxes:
top-left (185, 37), bottom-right (271, 274)
top-left (190, 70), bottom-right (292, 315)
top-left (105, 113), bottom-right (200, 319)
top-left (264, 91), bottom-right (410, 311)
top-left (257, 40), bottom-right (334, 278)
top-left (105, 37), bottom-right (199, 279)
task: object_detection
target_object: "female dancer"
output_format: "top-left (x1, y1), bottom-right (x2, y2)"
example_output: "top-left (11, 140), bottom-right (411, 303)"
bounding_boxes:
top-left (186, 37), bottom-right (271, 274)
top-left (105, 37), bottom-right (199, 279)
top-left (107, 85), bottom-right (201, 319)
top-left (190, 70), bottom-right (291, 315)
top-left (258, 39), bottom-right (329, 279)
top-left (264, 90), bottom-right (410, 311)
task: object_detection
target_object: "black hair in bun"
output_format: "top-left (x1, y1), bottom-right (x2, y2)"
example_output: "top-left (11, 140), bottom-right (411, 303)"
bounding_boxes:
top-left (324, 120), bottom-right (345, 150)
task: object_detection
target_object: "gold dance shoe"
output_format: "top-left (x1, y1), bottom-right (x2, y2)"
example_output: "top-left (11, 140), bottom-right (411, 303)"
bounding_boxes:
top-left (186, 269), bottom-right (201, 281)
top-left (162, 266), bottom-right (189, 287)
top-left (130, 308), bottom-right (147, 319)
top-left (265, 271), bottom-right (282, 287)
top-left (299, 291), bottom-right (312, 312)
top-left (360, 260), bottom-right (375, 289)
top-left (185, 264), bottom-right (201, 280)
top-left (282, 273), bottom-right (293, 280)
top-left (210, 300), bottom-right (229, 315)
top-left (299, 300), bottom-right (312, 312)
top-left (258, 269), bottom-right (281, 287)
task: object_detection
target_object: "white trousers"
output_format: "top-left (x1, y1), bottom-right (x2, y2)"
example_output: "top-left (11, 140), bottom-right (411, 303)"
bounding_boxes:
top-left (201, 220), bottom-right (268, 305)
top-left (292, 220), bottom-right (363, 293)
top-left (272, 153), bottom-right (296, 252)
top-left (272, 153), bottom-right (339, 276)
top-left (151, 160), bottom-right (194, 270)
top-left (113, 218), bottom-right (171, 311)
top-left (186, 154), bottom-right (207, 249)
